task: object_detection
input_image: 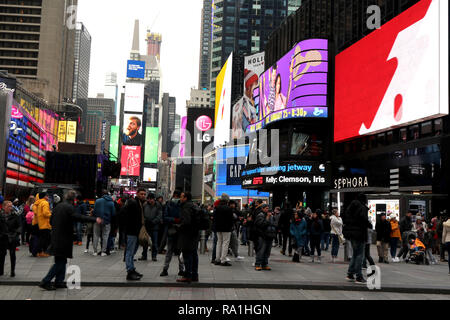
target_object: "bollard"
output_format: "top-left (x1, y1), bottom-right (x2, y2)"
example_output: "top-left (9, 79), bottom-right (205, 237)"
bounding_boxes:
top-left (344, 241), bottom-right (348, 262)
top-left (200, 230), bottom-right (206, 254)
top-left (248, 241), bottom-right (254, 257)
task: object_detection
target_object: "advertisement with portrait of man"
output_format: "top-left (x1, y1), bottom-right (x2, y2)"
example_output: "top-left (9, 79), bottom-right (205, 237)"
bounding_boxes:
top-left (122, 113), bottom-right (143, 146)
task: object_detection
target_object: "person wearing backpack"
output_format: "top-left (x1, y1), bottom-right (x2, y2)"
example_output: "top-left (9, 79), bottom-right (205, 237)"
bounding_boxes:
top-left (177, 192), bottom-right (200, 283)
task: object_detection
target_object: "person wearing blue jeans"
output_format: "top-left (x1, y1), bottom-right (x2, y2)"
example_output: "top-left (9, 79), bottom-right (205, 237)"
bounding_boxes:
top-left (125, 235), bottom-right (139, 272)
top-left (211, 232), bottom-right (218, 263)
top-left (331, 234), bottom-right (340, 260)
top-left (182, 249), bottom-right (199, 281)
top-left (347, 239), bottom-right (365, 280)
top-left (321, 232), bottom-right (330, 251)
top-left (140, 193), bottom-right (162, 261)
top-left (255, 236), bottom-right (273, 269)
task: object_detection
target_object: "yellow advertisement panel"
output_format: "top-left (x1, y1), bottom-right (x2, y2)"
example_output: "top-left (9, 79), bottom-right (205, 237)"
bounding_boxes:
top-left (58, 121), bottom-right (67, 143)
top-left (66, 121), bottom-right (77, 143)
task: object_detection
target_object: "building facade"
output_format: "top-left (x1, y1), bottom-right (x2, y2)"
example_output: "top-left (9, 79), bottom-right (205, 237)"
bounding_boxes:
top-left (186, 88), bottom-right (211, 109)
top-left (0, 0), bottom-right (77, 107)
top-left (72, 22), bottom-right (91, 101)
top-left (198, 0), bottom-right (212, 91)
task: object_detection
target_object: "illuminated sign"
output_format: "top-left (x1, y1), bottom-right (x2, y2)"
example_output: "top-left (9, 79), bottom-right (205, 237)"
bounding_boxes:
top-left (196, 116), bottom-right (213, 132)
top-left (120, 146), bottom-right (141, 177)
top-left (214, 53), bottom-right (233, 148)
top-left (126, 60), bottom-right (146, 79)
top-left (334, 0), bottom-right (449, 142)
top-left (109, 126), bottom-right (120, 161)
top-left (144, 127), bottom-right (159, 164)
top-left (11, 106), bottom-right (23, 119)
top-left (58, 121), bottom-right (67, 143)
top-left (66, 121), bottom-right (77, 143)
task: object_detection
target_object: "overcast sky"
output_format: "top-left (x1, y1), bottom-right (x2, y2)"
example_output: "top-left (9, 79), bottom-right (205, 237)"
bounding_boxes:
top-left (77, 0), bottom-right (204, 116)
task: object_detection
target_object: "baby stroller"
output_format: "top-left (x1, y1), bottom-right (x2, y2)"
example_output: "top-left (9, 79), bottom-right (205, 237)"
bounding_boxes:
top-left (405, 234), bottom-right (429, 265)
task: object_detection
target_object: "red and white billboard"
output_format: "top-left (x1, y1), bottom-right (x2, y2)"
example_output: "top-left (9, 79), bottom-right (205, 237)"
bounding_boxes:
top-left (334, 0), bottom-right (448, 142)
top-left (120, 145), bottom-right (141, 176)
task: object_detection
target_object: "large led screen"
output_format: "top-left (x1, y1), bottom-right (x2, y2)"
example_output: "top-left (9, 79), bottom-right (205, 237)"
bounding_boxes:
top-left (214, 53), bottom-right (233, 148)
top-left (120, 145), bottom-right (141, 176)
top-left (144, 127), bottom-right (159, 164)
top-left (143, 167), bottom-right (158, 182)
top-left (247, 39), bottom-right (328, 133)
top-left (334, 0), bottom-right (449, 142)
top-left (126, 60), bottom-right (145, 79)
top-left (122, 113), bottom-right (143, 146)
top-left (109, 125), bottom-right (119, 161)
top-left (124, 83), bottom-right (145, 113)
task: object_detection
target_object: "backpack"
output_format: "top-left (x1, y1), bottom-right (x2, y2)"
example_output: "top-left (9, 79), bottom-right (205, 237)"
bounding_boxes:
top-left (192, 205), bottom-right (210, 231)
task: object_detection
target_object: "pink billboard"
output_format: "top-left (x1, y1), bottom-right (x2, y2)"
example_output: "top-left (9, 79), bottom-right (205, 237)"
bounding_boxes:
top-left (120, 146), bottom-right (141, 176)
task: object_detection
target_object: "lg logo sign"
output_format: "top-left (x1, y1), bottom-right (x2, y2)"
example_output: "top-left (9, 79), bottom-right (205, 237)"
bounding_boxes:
top-left (196, 116), bottom-right (212, 142)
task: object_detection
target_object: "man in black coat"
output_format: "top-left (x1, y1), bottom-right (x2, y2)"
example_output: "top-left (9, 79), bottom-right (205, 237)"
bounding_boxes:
top-left (214, 194), bottom-right (234, 266)
top-left (0, 201), bottom-right (21, 277)
top-left (375, 213), bottom-right (392, 263)
top-left (124, 188), bottom-right (146, 281)
top-left (177, 192), bottom-right (199, 283)
top-left (139, 193), bottom-right (162, 261)
top-left (38, 190), bottom-right (101, 291)
top-left (342, 193), bottom-right (371, 284)
top-left (397, 211), bottom-right (413, 260)
top-left (254, 204), bottom-right (277, 270)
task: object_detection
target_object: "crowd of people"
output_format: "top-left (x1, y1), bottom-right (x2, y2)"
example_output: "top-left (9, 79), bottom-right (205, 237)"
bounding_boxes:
top-left (0, 190), bottom-right (449, 290)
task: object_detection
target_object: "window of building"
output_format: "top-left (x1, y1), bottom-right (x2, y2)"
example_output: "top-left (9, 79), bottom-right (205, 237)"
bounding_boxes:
top-left (400, 128), bottom-right (407, 142)
top-left (408, 125), bottom-right (419, 140)
top-left (434, 118), bottom-right (443, 136)
top-left (421, 121), bottom-right (432, 137)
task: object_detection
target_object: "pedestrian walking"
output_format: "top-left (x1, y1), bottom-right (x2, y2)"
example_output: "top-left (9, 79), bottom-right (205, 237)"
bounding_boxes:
top-left (279, 204), bottom-right (293, 256)
top-left (362, 223), bottom-right (376, 271)
top-left (176, 192), bottom-right (200, 283)
top-left (214, 194), bottom-right (234, 266)
top-left (92, 190), bottom-right (116, 256)
top-left (437, 212), bottom-right (448, 262)
top-left (321, 212), bottom-right (331, 251)
top-left (23, 196), bottom-right (35, 245)
top-left (38, 190), bottom-right (100, 290)
top-left (74, 196), bottom-right (88, 246)
top-left (0, 201), bottom-right (21, 277)
top-left (139, 193), bottom-right (162, 261)
top-left (123, 188), bottom-right (146, 281)
top-left (229, 200), bottom-right (244, 261)
top-left (375, 213), bottom-right (391, 264)
top-left (254, 204), bottom-right (276, 271)
top-left (160, 190), bottom-right (185, 277)
top-left (343, 193), bottom-right (371, 284)
top-left (33, 193), bottom-right (52, 257)
top-left (309, 210), bottom-right (324, 263)
top-left (330, 209), bottom-right (344, 263)
top-left (424, 223), bottom-right (438, 265)
top-left (84, 206), bottom-right (94, 253)
top-left (389, 214), bottom-right (401, 262)
top-left (290, 211), bottom-right (307, 263)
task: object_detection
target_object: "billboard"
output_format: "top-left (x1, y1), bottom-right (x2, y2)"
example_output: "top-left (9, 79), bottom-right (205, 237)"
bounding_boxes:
top-left (179, 116), bottom-right (187, 157)
top-left (143, 167), bottom-right (158, 182)
top-left (124, 83), bottom-right (145, 113)
top-left (58, 121), bottom-right (67, 143)
top-left (120, 145), bottom-right (141, 176)
top-left (186, 108), bottom-right (215, 157)
top-left (109, 125), bottom-right (119, 160)
top-left (122, 113), bottom-right (143, 146)
top-left (66, 121), bottom-right (77, 143)
top-left (249, 39), bottom-right (328, 133)
top-left (214, 53), bottom-right (233, 148)
top-left (231, 52), bottom-right (265, 140)
top-left (126, 60), bottom-right (146, 79)
top-left (144, 127), bottom-right (159, 164)
top-left (334, 0), bottom-right (449, 142)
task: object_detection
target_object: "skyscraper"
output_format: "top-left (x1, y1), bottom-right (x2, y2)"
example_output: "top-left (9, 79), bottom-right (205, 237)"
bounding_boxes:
top-left (0, 0), bottom-right (78, 107)
top-left (73, 22), bottom-right (91, 101)
top-left (160, 93), bottom-right (178, 157)
top-left (209, 0), bottom-right (302, 107)
top-left (104, 72), bottom-right (119, 125)
top-left (198, 0), bottom-right (213, 91)
top-left (146, 31), bottom-right (162, 59)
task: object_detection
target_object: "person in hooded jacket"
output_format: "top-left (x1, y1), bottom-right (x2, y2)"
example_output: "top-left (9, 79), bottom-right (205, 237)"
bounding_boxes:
top-left (290, 211), bottom-right (307, 263)
top-left (92, 190), bottom-right (116, 256)
top-left (38, 190), bottom-right (100, 291)
top-left (33, 192), bottom-right (52, 257)
top-left (342, 193), bottom-right (371, 284)
top-left (0, 201), bottom-right (21, 277)
top-left (375, 213), bottom-right (391, 263)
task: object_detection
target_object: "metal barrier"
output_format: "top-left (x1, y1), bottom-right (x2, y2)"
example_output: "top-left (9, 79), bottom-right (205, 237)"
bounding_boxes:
top-left (200, 230), bottom-right (206, 254)
top-left (248, 241), bottom-right (254, 257)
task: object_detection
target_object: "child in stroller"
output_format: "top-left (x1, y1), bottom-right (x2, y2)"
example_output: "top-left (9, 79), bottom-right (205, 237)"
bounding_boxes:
top-left (405, 233), bottom-right (429, 265)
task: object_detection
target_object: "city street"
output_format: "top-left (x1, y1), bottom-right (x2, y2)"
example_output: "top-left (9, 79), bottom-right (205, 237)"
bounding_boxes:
top-left (0, 240), bottom-right (449, 300)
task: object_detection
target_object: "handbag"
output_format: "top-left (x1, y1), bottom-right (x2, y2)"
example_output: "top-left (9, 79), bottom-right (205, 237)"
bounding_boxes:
top-left (138, 204), bottom-right (151, 247)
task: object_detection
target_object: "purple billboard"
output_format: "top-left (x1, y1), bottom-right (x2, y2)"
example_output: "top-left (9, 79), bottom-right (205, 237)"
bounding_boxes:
top-left (247, 39), bottom-right (328, 133)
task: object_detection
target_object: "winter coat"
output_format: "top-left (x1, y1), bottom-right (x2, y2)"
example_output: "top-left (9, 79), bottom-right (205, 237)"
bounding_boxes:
top-left (0, 211), bottom-right (21, 245)
top-left (322, 217), bottom-right (331, 233)
top-left (144, 202), bottom-right (162, 231)
top-left (412, 221), bottom-right (427, 240)
top-left (399, 216), bottom-right (412, 234)
top-left (390, 220), bottom-right (401, 239)
top-left (163, 199), bottom-right (181, 225)
top-left (33, 196), bottom-right (52, 230)
top-left (25, 210), bottom-right (34, 225)
top-left (309, 218), bottom-right (324, 237)
top-left (93, 195), bottom-right (116, 225)
top-left (330, 215), bottom-right (343, 236)
top-left (48, 201), bottom-right (97, 258)
top-left (342, 200), bottom-right (370, 242)
top-left (290, 219), bottom-right (307, 247)
top-left (177, 200), bottom-right (200, 252)
top-left (255, 212), bottom-right (277, 240)
top-left (278, 209), bottom-right (292, 233)
top-left (123, 198), bottom-right (144, 237)
top-left (214, 203), bottom-right (234, 232)
top-left (442, 220), bottom-right (450, 244)
top-left (375, 218), bottom-right (391, 242)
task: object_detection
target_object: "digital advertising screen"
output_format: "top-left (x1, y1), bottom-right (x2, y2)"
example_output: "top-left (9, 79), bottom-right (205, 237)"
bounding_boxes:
top-left (334, 0), bottom-right (449, 142)
top-left (120, 145), bottom-right (141, 176)
top-left (58, 121), bottom-right (67, 143)
top-left (179, 116), bottom-right (187, 158)
top-left (247, 39), bottom-right (328, 134)
top-left (124, 83), bottom-right (145, 113)
top-left (122, 113), bottom-right (143, 146)
top-left (187, 108), bottom-right (215, 157)
top-left (66, 121), bottom-right (77, 143)
top-left (144, 127), bottom-right (159, 164)
top-left (109, 125), bottom-right (120, 161)
top-left (126, 60), bottom-right (146, 79)
top-left (214, 53), bottom-right (233, 148)
top-left (143, 167), bottom-right (158, 182)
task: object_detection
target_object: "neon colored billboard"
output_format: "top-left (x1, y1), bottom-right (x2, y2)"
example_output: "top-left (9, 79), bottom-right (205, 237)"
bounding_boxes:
top-left (126, 60), bottom-right (145, 79)
top-left (144, 127), bottom-right (159, 164)
top-left (120, 145), bottom-right (141, 176)
top-left (109, 126), bottom-right (119, 161)
top-left (334, 0), bottom-right (449, 142)
top-left (214, 53), bottom-right (233, 148)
